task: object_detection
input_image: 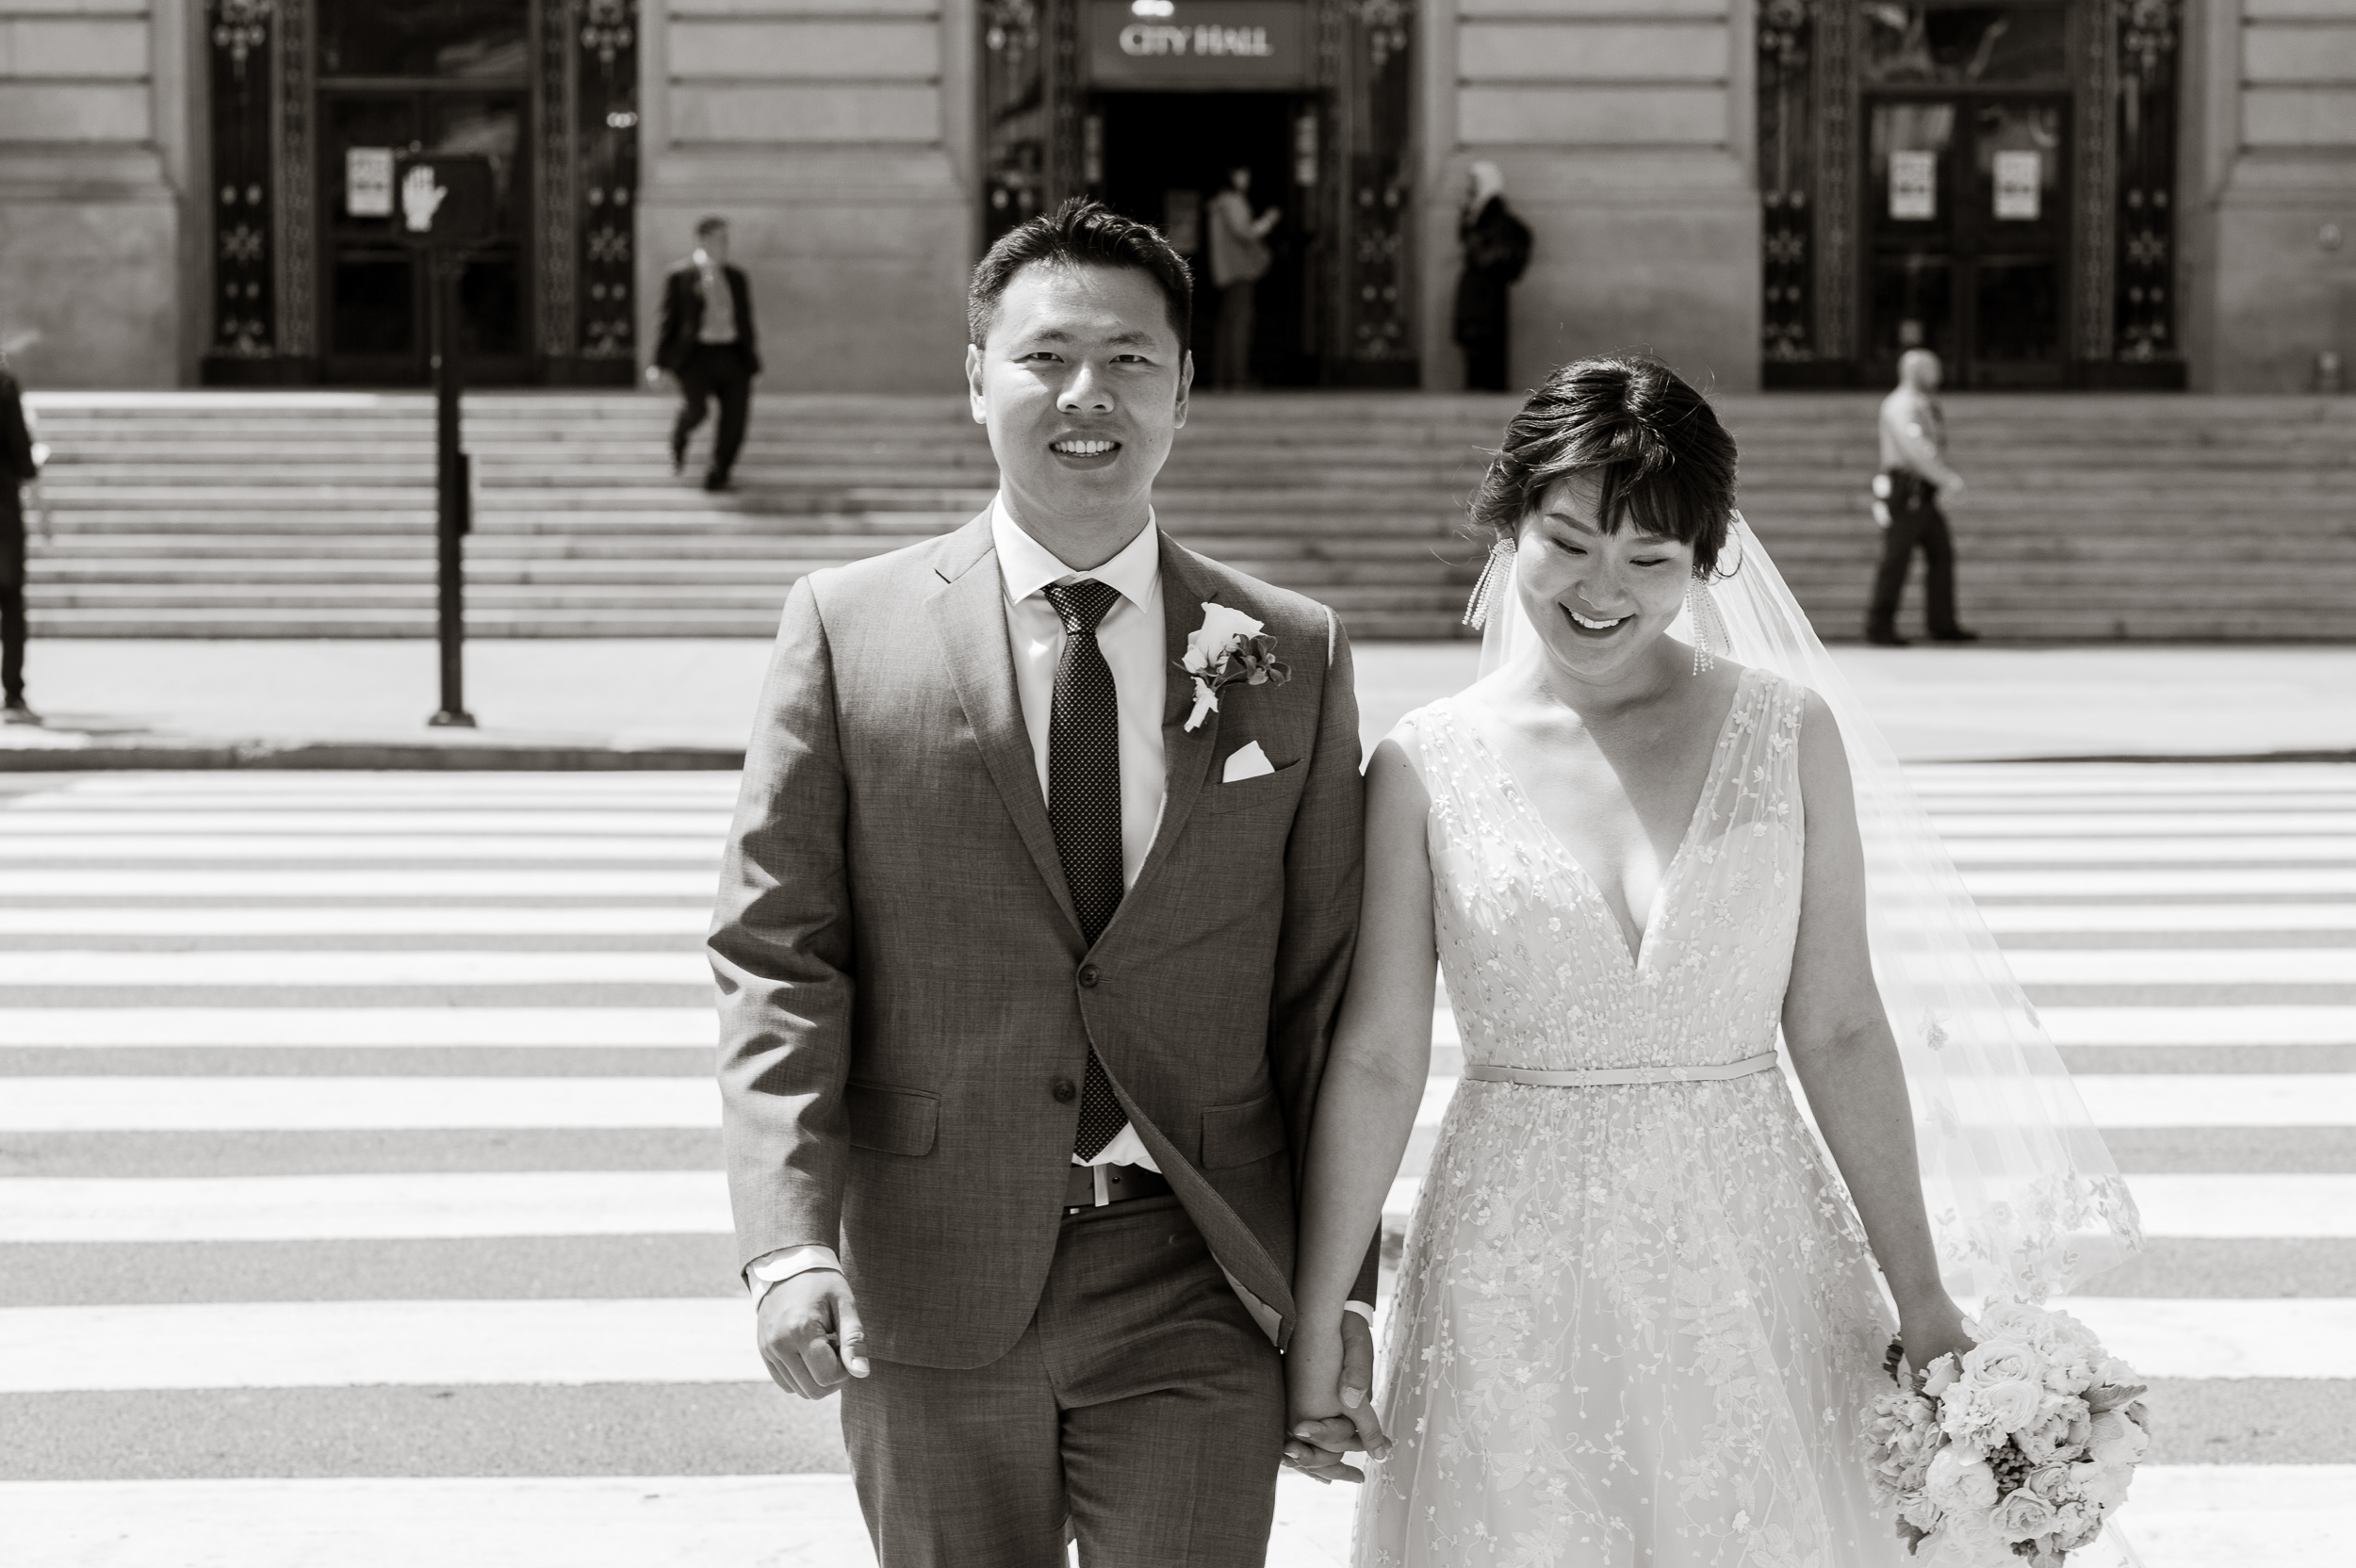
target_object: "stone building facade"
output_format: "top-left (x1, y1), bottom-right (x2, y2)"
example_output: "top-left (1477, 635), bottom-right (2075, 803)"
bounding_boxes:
top-left (0, 0), bottom-right (2349, 393)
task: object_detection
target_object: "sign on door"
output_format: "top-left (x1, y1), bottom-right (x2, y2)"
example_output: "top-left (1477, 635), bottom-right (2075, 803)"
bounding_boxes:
top-left (1890, 151), bottom-right (1937, 220)
top-left (347, 147), bottom-right (394, 218)
top-left (1993, 150), bottom-right (2041, 220)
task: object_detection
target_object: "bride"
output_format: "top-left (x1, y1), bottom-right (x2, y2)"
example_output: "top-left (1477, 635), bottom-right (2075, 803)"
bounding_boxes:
top-left (1284, 356), bottom-right (2139, 1565)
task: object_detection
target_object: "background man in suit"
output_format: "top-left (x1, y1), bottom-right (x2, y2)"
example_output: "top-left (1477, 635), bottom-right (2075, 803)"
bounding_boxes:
top-left (711, 199), bottom-right (1383, 1567)
top-left (653, 216), bottom-right (761, 492)
top-left (1, 331), bottom-right (47, 724)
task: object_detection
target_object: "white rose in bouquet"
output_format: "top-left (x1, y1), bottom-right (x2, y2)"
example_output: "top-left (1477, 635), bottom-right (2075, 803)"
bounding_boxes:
top-left (2086, 1409), bottom-right (2151, 1471)
top-left (1951, 1365), bottom-right (2045, 1441)
top-left (1991, 1486), bottom-right (2059, 1543)
top-left (1961, 1336), bottom-right (2046, 1387)
top-left (1923, 1446), bottom-right (2000, 1512)
top-left (2015, 1398), bottom-right (2091, 1464)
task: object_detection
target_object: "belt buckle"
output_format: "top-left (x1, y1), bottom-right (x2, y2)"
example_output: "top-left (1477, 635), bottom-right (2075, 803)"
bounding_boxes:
top-left (1093, 1165), bottom-right (1112, 1207)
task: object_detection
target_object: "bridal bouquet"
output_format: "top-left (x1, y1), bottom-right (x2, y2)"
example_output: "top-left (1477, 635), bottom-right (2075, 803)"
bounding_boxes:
top-left (1863, 1301), bottom-right (2151, 1565)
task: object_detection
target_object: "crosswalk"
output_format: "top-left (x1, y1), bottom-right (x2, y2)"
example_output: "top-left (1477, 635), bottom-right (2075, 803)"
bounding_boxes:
top-left (2, 763), bottom-right (2351, 1565)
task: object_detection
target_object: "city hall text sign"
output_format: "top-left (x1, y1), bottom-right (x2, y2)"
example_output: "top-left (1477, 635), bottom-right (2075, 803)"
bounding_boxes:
top-left (1088, 1), bottom-right (1310, 89)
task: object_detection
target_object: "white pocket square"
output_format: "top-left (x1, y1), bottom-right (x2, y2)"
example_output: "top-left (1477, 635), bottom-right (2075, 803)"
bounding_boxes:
top-left (1222, 741), bottom-right (1276, 783)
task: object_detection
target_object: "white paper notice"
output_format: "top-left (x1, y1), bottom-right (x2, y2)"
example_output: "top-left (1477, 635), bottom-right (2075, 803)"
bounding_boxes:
top-left (1889, 151), bottom-right (1937, 220)
top-left (1993, 150), bottom-right (2041, 220)
top-left (347, 147), bottom-right (394, 218)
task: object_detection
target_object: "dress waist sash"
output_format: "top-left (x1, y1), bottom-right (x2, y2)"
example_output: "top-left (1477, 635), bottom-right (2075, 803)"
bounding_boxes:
top-left (1460, 1052), bottom-right (1779, 1088)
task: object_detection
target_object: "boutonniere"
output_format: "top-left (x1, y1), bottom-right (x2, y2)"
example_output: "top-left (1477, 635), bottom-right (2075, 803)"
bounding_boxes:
top-left (1180, 601), bottom-right (1289, 731)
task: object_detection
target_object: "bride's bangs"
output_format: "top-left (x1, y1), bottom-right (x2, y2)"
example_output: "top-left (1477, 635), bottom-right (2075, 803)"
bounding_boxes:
top-left (1473, 354), bottom-right (1739, 577)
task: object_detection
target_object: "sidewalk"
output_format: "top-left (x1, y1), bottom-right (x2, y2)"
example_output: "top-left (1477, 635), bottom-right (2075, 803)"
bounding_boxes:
top-left (4, 640), bottom-right (2354, 769)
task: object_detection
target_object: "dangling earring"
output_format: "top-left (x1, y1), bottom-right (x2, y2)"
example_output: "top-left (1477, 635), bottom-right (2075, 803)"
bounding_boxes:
top-left (1464, 536), bottom-right (1516, 630)
top-left (1686, 580), bottom-right (1725, 675)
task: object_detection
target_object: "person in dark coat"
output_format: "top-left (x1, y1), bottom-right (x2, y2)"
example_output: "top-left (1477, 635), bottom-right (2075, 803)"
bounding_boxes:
top-left (1, 334), bottom-right (45, 724)
top-left (653, 216), bottom-right (761, 492)
top-left (1453, 162), bottom-right (1532, 392)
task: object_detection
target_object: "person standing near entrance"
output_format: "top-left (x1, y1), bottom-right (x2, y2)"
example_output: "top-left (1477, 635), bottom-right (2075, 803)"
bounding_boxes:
top-left (654, 216), bottom-right (761, 492)
top-left (1, 332), bottom-right (47, 725)
top-left (1454, 161), bottom-right (1531, 391)
top-left (1206, 167), bottom-right (1280, 390)
top-left (1866, 348), bottom-right (1978, 645)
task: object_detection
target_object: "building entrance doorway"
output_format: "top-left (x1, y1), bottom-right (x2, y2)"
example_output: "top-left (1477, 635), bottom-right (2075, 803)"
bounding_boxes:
top-left (1760, 0), bottom-right (2182, 389)
top-left (1863, 90), bottom-right (2070, 388)
top-left (315, 0), bottom-right (534, 386)
top-left (1098, 93), bottom-right (1318, 387)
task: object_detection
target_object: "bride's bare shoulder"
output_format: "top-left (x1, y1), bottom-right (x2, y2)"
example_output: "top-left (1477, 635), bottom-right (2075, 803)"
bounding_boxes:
top-left (1371, 702), bottom-right (1451, 806)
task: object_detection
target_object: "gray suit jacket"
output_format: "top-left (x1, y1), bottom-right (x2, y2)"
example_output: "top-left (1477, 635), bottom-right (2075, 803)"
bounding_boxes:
top-left (712, 514), bottom-right (1370, 1369)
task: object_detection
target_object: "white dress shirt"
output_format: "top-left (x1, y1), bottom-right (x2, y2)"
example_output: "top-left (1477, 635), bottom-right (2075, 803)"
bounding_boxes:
top-left (694, 253), bottom-right (738, 345)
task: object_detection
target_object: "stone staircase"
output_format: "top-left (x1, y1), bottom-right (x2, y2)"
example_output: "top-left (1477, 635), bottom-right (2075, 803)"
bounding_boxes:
top-left (20, 389), bottom-right (2356, 641)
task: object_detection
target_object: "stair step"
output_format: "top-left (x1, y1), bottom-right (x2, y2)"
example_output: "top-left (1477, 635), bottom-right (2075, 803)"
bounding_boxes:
top-left (19, 390), bottom-right (2355, 642)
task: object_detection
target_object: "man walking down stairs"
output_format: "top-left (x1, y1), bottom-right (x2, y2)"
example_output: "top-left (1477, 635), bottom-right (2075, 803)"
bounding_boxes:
top-left (653, 217), bottom-right (761, 495)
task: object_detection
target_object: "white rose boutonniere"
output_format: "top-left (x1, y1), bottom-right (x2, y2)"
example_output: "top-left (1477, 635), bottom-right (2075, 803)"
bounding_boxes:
top-left (1180, 601), bottom-right (1289, 731)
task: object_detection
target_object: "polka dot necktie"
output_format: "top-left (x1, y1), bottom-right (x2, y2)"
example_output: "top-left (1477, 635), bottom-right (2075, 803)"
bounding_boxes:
top-left (1044, 580), bottom-right (1127, 1162)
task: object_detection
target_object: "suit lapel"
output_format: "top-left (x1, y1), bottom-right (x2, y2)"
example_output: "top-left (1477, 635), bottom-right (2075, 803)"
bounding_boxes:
top-left (929, 515), bottom-right (1087, 944)
top-left (1128, 534), bottom-right (1221, 901)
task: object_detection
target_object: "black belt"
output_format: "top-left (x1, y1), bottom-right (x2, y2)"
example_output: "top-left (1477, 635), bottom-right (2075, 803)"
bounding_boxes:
top-left (1063, 1162), bottom-right (1171, 1214)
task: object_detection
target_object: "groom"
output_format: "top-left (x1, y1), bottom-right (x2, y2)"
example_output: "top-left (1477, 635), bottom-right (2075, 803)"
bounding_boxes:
top-left (711, 199), bottom-right (1379, 1564)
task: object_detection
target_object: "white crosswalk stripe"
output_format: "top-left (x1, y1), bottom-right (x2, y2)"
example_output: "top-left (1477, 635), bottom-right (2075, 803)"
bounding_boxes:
top-left (3, 761), bottom-right (2349, 1567)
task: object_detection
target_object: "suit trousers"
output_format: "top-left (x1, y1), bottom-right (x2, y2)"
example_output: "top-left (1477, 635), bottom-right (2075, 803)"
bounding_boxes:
top-left (672, 344), bottom-right (753, 479)
top-left (2, 582), bottom-right (24, 702)
top-left (1213, 283), bottom-right (1257, 390)
top-left (841, 1195), bottom-right (1284, 1568)
top-left (1, 531), bottom-right (24, 702)
top-left (1462, 335), bottom-right (1509, 392)
top-left (1867, 472), bottom-right (1962, 638)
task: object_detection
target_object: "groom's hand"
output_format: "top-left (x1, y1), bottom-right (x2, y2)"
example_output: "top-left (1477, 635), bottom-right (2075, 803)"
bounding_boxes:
top-left (757, 1268), bottom-right (870, 1399)
top-left (1282, 1311), bottom-right (1390, 1482)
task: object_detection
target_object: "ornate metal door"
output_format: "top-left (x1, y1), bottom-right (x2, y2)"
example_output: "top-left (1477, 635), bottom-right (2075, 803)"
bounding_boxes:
top-left (201, 0), bottom-right (642, 385)
top-left (1756, 0), bottom-right (2184, 388)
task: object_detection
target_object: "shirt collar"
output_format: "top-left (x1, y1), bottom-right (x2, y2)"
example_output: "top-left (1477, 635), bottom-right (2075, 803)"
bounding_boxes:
top-left (990, 494), bottom-right (1160, 611)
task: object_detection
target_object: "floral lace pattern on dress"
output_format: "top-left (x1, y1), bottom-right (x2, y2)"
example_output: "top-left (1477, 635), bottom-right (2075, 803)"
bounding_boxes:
top-left (1357, 669), bottom-right (1914, 1568)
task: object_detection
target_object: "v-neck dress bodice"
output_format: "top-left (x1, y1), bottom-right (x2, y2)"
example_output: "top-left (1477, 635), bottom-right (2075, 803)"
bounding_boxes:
top-left (1356, 668), bottom-right (1914, 1568)
top-left (1428, 666), bottom-right (1800, 1070)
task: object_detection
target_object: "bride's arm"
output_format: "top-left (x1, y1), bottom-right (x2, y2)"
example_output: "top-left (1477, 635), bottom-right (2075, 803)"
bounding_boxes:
top-left (1784, 693), bottom-right (1976, 1373)
top-left (1287, 732), bottom-right (1440, 1444)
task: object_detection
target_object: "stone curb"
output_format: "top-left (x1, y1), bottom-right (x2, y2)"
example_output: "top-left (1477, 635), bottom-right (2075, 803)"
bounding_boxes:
top-left (0, 740), bottom-right (747, 772)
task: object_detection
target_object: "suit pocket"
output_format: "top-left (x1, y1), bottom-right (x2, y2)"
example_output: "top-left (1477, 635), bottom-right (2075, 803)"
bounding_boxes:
top-left (846, 1080), bottom-right (939, 1157)
top-left (1204, 758), bottom-right (1301, 813)
top-left (1200, 1091), bottom-right (1287, 1168)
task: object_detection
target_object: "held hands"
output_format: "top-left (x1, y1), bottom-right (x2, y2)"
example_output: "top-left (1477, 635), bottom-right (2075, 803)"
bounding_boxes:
top-left (1281, 1311), bottom-right (1391, 1483)
top-left (756, 1267), bottom-right (870, 1399)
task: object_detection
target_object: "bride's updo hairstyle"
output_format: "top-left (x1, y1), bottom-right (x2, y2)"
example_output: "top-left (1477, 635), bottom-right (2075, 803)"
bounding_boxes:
top-left (1470, 355), bottom-right (1739, 579)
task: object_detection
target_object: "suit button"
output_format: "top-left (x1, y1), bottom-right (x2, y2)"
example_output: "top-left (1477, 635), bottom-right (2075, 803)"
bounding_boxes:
top-left (1077, 965), bottom-right (1101, 988)
top-left (1053, 1078), bottom-right (1078, 1102)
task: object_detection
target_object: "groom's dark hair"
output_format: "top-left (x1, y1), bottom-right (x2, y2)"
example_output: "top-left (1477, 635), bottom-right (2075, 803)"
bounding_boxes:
top-left (969, 198), bottom-right (1194, 351)
top-left (1472, 354), bottom-right (1739, 578)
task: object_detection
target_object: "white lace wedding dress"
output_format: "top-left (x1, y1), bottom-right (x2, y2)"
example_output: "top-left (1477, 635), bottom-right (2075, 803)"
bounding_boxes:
top-left (1357, 666), bottom-right (1912, 1568)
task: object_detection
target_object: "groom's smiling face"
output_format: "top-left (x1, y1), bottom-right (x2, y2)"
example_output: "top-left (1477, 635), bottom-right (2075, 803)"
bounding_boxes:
top-left (968, 261), bottom-right (1191, 560)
